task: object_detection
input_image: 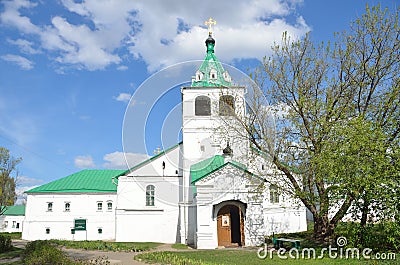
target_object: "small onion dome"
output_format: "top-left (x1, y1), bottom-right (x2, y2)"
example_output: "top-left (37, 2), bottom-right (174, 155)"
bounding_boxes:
top-left (205, 34), bottom-right (215, 53)
top-left (223, 141), bottom-right (233, 156)
top-left (205, 34), bottom-right (215, 45)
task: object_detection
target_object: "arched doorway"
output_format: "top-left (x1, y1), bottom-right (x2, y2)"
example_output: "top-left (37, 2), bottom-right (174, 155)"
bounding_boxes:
top-left (217, 204), bottom-right (244, 247)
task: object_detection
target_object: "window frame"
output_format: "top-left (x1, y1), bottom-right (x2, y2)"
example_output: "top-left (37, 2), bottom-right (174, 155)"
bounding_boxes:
top-left (64, 202), bottom-right (71, 212)
top-left (107, 201), bottom-right (112, 211)
top-left (97, 202), bottom-right (103, 211)
top-left (47, 202), bottom-right (53, 212)
top-left (270, 184), bottom-right (280, 204)
top-left (146, 185), bottom-right (155, 206)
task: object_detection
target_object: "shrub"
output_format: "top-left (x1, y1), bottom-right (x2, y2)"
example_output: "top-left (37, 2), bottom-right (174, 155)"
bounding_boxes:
top-left (22, 240), bottom-right (75, 265)
top-left (336, 221), bottom-right (400, 252)
top-left (0, 234), bottom-right (12, 253)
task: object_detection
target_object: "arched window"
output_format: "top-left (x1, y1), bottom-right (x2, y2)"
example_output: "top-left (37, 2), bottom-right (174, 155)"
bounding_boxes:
top-left (195, 96), bottom-right (211, 116)
top-left (196, 71), bottom-right (203, 81)
top-left (210, 69), bottom-right (217, 80)
top-left (146, 185), bottom-right (155, 206)
top-left (219, 95), bottom-right (235, 116)
top-left (270, 184), bottom-right (280, 204)
top-left (65, 202), bottom-right (70, 212)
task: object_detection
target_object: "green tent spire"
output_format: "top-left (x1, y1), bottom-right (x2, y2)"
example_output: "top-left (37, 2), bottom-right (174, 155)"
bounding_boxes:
top-left (191, 30), bottom-right (232, 87)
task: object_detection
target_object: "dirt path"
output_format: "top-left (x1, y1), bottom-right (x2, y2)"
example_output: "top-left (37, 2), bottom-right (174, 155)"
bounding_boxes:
top-left (64, 243), bottom-right (195, 264)
top-left (8, 240), bottom-right (191, 265)
top-left (63, 247), bottom-right (146, 265)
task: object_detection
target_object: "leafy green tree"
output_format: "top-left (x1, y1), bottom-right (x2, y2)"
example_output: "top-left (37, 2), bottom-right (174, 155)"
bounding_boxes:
top-left (0, 147), bottom-right (21, 215)
top-left (245, 4), bottom-right (399, 242)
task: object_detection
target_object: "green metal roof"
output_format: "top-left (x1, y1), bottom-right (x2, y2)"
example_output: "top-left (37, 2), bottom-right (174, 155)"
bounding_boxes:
top-left (25, 169), bottom-right (127, 193)
top-left (1, 205), bottom-right (25, 216)
top-left (190, 155), bottom-right (250, 183)
top-left (191, 35), bottom-right (232, 87)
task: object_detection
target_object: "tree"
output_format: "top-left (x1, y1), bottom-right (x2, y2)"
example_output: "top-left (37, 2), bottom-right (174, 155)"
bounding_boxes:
top-left (242, 4), bottom-right (399, 242)
top-left (0, 147), bottom-right (21, 215)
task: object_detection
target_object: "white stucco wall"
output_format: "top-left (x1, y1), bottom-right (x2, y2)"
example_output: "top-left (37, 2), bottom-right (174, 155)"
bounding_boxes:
top-left (115, 144), bottom-right (182, 243)
top-left (0, 215), bottom-right (24, 233)
top-left (116, 174), bottom-right (181, 243)
top-left (181, 86), bottom-right (248, 246)
top-left (194, 164), bottom-right (307, 249)
top-left (22, 193), bottom-right (117, 241)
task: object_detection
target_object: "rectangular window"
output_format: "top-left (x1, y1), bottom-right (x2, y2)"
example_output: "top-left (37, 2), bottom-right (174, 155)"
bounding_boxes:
top-left (98, 228), bottom-right (102, 234)
top-left (47, 202), bottom-right (53, 212)
top-left (65, 202), bottom-right (70, 212)
top-left (270, 185), bottom-right (280, 204)
top-left (12, 221), bottom-right (16, 228)
top-left (16, 223), bottom-right (20, 229)
top-left (146, 185), bottom-right (155, 206)
top-left (4, 221), bottom-right (8, 228)
top-left (46, 228), bottom-right (50, 234)
top-left (107, 202), bottom-right (112, 211)
top-left (97, 202), bottom-right (103, 211)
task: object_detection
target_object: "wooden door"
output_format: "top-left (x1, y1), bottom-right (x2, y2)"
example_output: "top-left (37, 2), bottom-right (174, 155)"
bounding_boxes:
top-left (217, 206), bottom-right (231, 246)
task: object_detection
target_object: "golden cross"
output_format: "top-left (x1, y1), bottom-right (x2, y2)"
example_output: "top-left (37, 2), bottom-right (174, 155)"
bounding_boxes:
top-left (204, 17), bottom-right (217, 35)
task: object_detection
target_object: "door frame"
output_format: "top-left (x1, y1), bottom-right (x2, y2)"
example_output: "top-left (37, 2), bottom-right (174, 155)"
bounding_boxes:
top-left (214, 200), bottom-right (246, 247)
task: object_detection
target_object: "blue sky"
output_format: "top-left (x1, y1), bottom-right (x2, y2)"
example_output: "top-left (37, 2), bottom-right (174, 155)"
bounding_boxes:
top-left (0, 0), bottom-right (397, 197)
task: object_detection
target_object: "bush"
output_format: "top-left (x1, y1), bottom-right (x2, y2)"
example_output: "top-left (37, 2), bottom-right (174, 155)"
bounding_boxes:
top-left (0, 234), bottom-right (12, 253)
top-left (336, 221), bottom-right (400, 252)
top-left (22, 240), bottom-right (75, 265)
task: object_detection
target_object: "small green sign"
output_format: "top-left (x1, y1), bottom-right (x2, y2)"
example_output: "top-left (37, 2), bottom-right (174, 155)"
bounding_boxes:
top-left (74, 219), bottom-right (86, 231)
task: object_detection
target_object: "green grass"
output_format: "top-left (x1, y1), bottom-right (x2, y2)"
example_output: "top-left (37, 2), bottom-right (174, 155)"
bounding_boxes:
top-left (135, 250), bottom-right (398, 265)
top-left (171, 243), bottom-right (190, 250)
top-left (0, 232), bottom-right (22, 240)
top-left (0, 246), bottom-right (23, 259)
top-left (49, 239), bottom-right (161, 252)
top-left (0, 247), bottom-right (23, 265)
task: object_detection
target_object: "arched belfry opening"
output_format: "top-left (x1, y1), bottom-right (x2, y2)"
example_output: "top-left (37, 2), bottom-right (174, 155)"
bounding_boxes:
top-left (219, 95), bottom-right (235, 116)
top-left (195, 96), bottom-right (211, 116)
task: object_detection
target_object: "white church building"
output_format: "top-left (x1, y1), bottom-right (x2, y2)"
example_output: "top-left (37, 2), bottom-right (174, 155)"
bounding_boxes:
top-left (22, 30), bottom-right (307, 249)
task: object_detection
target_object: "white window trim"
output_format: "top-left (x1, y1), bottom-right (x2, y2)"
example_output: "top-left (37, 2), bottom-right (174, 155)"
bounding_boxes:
top-left (47, 202), bottom-right (53, 212)
top-left (97, 201), bottom-right (103, 211)
top-left (64, 202), bottom-right (71, 212)
top-left (106, 201), bottom-right (113, 211)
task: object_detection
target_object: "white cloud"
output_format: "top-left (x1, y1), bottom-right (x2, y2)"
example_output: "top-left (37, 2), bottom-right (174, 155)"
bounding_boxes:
top-left (15, 185), bottom-right (38, 205)
top-left (0, 0), bottom-right (41, 34)
top-left (114, 93), bottom-right (132, 103)
top-left (74, 155), bottom-right (96, 168)
top-left (17, 175), bottom-right (43, 186)
top-left (1, 54), bottom-right (34, 70)
top-left (1, 0), bottom-right (310, 71)
top-left (117, 65), bottom-right (128, 71)
top-left (103, 151), bottom-right (148, 169)
top-left (7, 38), bottom-right (41, 54)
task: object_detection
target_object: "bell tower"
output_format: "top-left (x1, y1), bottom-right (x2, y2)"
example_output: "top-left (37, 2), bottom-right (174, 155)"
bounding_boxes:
top-left (179, 18), bottom-right (247, 245)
